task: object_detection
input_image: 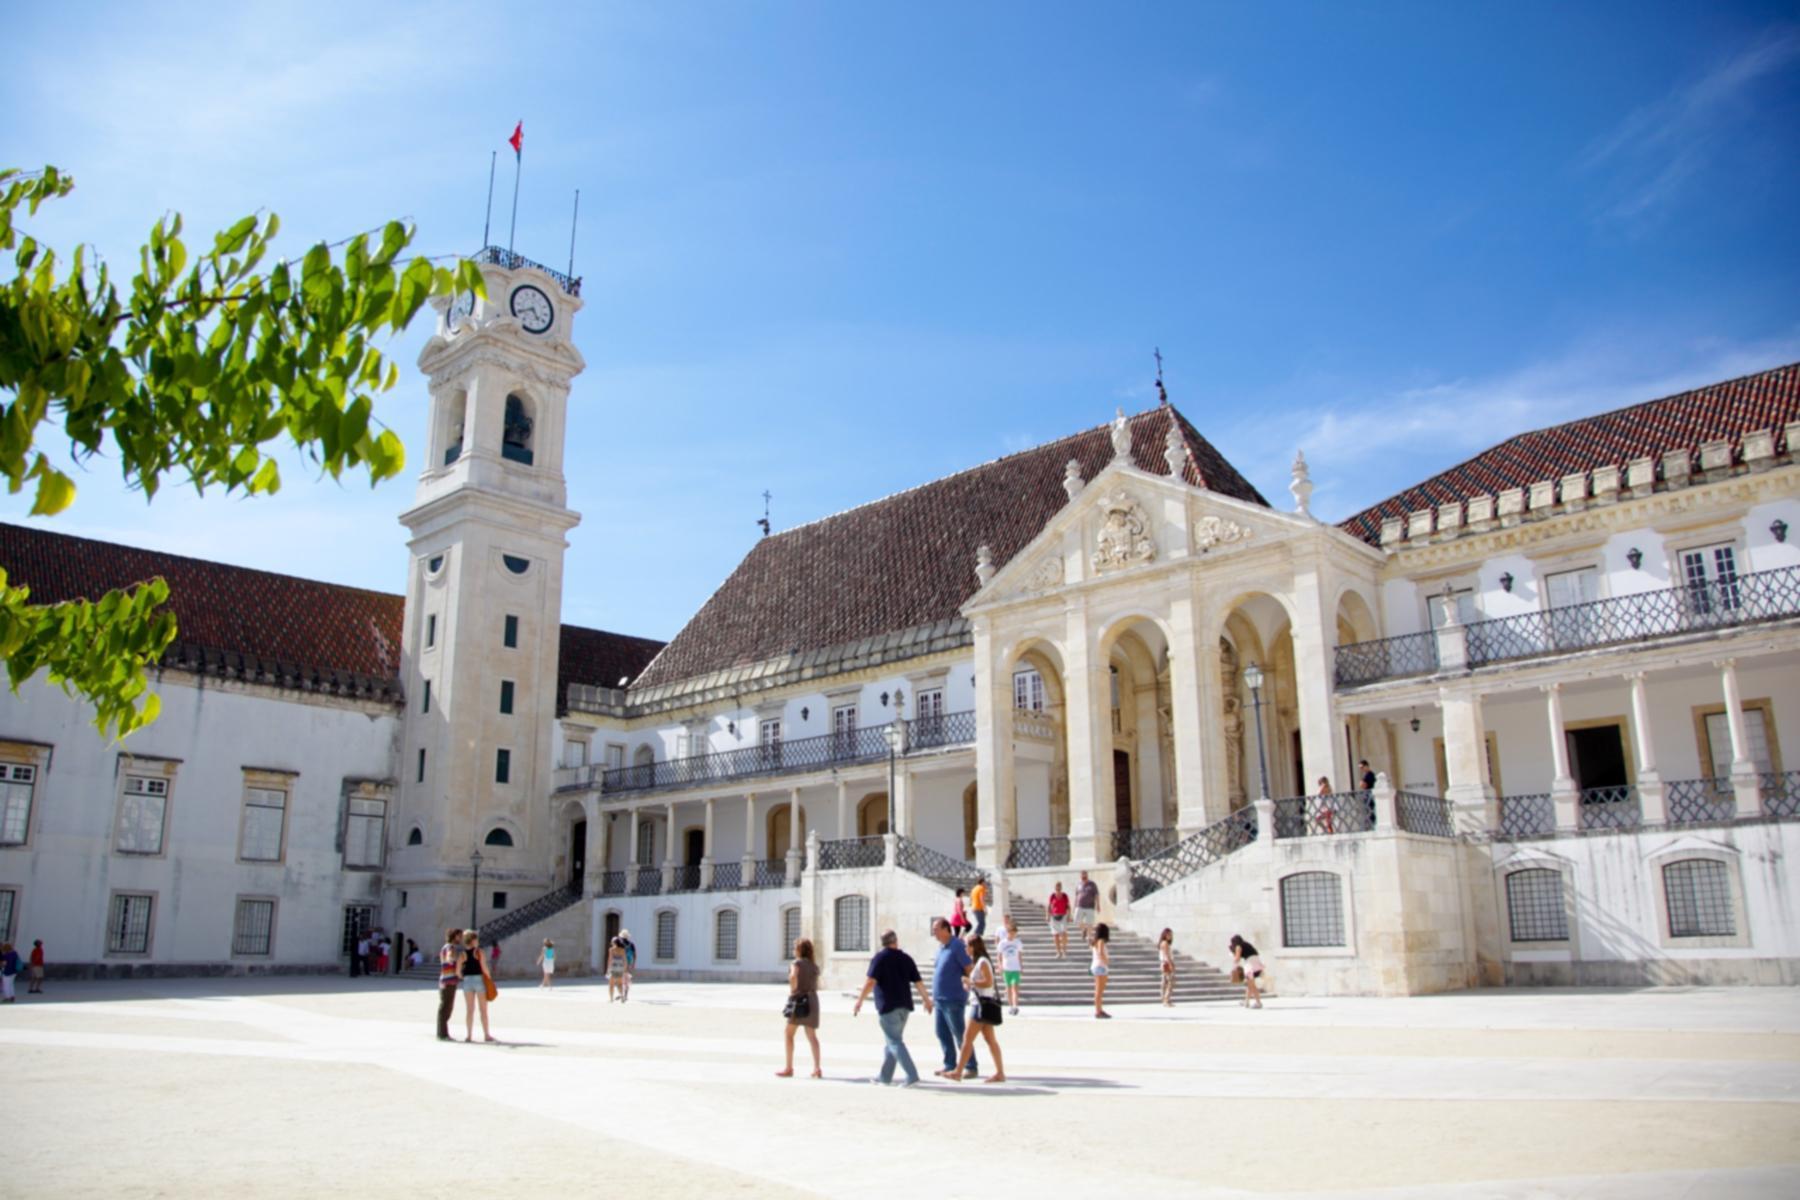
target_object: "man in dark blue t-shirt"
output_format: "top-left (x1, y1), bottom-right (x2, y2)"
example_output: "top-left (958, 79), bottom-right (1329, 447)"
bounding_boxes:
top-left (930, 917), bottom-right (978, 1077)
top-left (854, 929), bottom-right (934, 1085)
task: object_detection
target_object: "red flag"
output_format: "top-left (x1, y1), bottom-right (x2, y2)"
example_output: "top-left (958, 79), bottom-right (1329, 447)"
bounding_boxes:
top-left (507, 121), bottom-right (523, 157)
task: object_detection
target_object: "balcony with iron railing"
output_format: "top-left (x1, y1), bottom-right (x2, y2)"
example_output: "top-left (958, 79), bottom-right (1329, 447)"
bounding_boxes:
top-left (474, 245), bottom-right (582, 296)
top-left (1335, 564), bottom-right (1800, 687)
top-left (599, 713), bottom-right (977, 797)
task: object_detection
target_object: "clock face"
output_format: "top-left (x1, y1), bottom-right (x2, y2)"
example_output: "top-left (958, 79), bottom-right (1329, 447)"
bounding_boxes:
top-left (510, 284), bottom-right (554, 334)
top-left (448, 290), bottom-right (477, 328)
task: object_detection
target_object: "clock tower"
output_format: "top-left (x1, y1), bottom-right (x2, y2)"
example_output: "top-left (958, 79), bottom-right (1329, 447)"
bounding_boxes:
top-left (390, 251), bottom-right (584, 940)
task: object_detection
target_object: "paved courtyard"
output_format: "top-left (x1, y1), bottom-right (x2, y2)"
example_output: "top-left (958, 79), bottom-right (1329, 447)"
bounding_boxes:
top-left (4, 976), bottom-right (1798, 1198)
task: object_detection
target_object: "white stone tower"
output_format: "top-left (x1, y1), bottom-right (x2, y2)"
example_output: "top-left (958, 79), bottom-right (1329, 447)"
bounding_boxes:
top-left (389, 253), bottom-right (584, 941)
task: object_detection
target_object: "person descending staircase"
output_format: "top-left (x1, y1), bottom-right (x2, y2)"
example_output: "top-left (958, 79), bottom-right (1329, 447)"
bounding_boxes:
top-left (1000, 893), bottom-right (1241, 1006)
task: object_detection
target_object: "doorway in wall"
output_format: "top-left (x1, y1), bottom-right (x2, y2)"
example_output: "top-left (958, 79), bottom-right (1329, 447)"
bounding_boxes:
top-left (1112, 750), bottom-right (1133, 833)
top-left (684, 827), bottom-right (705, 867)
top-left (341, 905), bottom-right (374, 972)
top-left (603, 910), bottom-right (620, 945)
top-left (570, 819), bottom-right (587, 887)
top-left (1567, 722), bottom-right (1629, 791)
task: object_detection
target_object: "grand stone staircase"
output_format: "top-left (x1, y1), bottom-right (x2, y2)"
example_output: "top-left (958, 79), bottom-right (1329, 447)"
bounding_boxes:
top-left (1001, 894), bottom-right (1240, 1005)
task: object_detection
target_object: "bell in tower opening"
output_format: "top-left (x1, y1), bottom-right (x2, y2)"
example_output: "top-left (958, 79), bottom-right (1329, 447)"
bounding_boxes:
top-left (502, 393), bottom-right (534, 465)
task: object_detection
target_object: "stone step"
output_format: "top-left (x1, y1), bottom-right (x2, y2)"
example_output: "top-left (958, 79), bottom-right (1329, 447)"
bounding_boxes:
top-left (993, 894), bottom-right (1243, 1006)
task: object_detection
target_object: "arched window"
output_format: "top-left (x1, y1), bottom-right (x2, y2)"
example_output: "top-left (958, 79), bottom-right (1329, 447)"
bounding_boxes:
top-left (1280, 871), bottom-right (1344, 948)
top-left (1664, 859), bottom-right (1734, 938)
top-left (714, 908), bottom-right (739, 962)
top-left (834, 894), bottom-right (870, 952)
top-left (406, 826), bottom-right (424, 847)
top-left (655, 909), bottom-right (678, 960)
top-left (1504, 868), bottom-right (1567, 942)
top-left (484, 827), bottom-right (514, 848)
top-left (501, 394), bottom-right (534, 465)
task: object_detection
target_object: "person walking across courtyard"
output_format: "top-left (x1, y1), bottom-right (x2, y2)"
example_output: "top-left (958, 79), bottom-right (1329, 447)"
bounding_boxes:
top-left (1091, 923), bottom-right (1112, 1019)
top-left (27, 939), bottom-right (45, 994)
top-left (776, 937), bottom-right (822, 1079)
top-left (436, 927), bottom-right (463, 1040)
top-left (461, 931), bottom-right (495, 1042)
top-left (950, 888), bottom-right (971, 937)
top-left (620, 930), bottom-right (636, 999)
top-left (1075, 871), bottom-right (1099, 942)
top-left (1047, 881), bottom-right (1072, 959)
top-left (1230, 934), bottom-right (1265, 1009)
top-left (606, 936), bottom-right (628, 1002)
top-left (929, 917), bottom-right (978, 1078)
top-left (537, 939), bottom-right (555, 988)
top-left (970, 876), bottom-right (989, 937)
top-left (997, 914), bottom-right (1024, 1015)
top-left (1158, 928), bottom-right (1176, 1007)
top-left (948, 934), bottom-right (1007, 1084)
top-left (852, 929), bottom-right (933, 1086)
top-left (0, 942), bottom-right (18, 1002)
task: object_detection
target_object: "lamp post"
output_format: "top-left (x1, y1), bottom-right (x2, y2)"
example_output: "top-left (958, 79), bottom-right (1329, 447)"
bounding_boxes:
top-left (1242, 661), bottom-right (1270, 802)
top-left (885, 721), bottom-right (900, 835)
top-left (468, 848), bottom-right (484, 930)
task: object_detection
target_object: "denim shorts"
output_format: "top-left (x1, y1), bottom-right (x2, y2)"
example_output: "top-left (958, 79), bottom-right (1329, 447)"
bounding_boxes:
top-left (459, 975), bottom-right (483, 993)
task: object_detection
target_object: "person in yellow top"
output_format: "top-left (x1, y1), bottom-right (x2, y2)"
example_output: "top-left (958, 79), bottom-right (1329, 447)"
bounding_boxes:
top-left (969, 878), bottom-right (989, 937)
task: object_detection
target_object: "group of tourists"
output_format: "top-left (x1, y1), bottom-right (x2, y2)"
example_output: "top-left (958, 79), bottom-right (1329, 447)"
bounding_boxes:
top-left (605, 929), bottom-right (637, 1001)
top-left (352, 929), bottom-right (419, 977)
top-left (434, 927), bottom-right (498, 1042)
top-left (845, 919), bottom-right (1007, 1086)
top-left (0, 940), bottom-right (45, 1000)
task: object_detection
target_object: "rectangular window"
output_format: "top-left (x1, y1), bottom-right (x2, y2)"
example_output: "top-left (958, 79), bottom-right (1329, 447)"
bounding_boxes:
top-left (1280, 872), bottom-right (1345, 948)
top-left (1703, 709), bottom-right (1775, 779)
top-left (1505, 869), bottom-right (1569, 942)
top-left (238, 785), bottom-right (288, 863)
top-left (499, 680), bottom-right (515, 715)
top-left (714, 908), bottom-right (739, 961)
top-left (1544, 568), bottom-right (1599, 610)
top-left (834, 894), bottom-right (870, 952)
top-left (503, 615), bottom-right (519, 648)
top-left (492, 891), bottom-right (508, 910)
top-left (832, 704), bottom-right (858, 737)
top-left (417, 748), bottom-right (426, 783)
top-left (232, 898), bottom-right (275, 956)
top-left (1428, 587), bottom-right (1481, 628)
top-left (426, 613), bottom-right (437, 649)
top-left (115, 774), bottom-right (170, 855)
top-left (604, 744), bottom-right (624, 771)
top-left (0, 887), bottom-right (15, 943)
top-left (1665, 860), bottom-right (1735, 937)
top-left (781, 906), bottom-right (802, 960)
top-left (1013, 669), bottom-right (1045, 712)
top-left (1, 763), bottom-right (36, 846)
top-left (655, 909), bottom-right (677, 961)
top-left (916, 688), bottom-right (945, 721)
top-left (495, 748), bottom-right (511, 784)
top-left (108, 893), bottom-right (154, 954)
top-left (422, 680), bottom-right (431, 714)
top-left (344, 797), bottom-right (386, 868)
top-left (758, 718), bottom-right (782, 767)
top-left (1682, 544), bottom-right (1741, 614)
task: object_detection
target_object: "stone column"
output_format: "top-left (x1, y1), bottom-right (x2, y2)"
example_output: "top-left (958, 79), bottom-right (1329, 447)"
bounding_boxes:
top-left (740, 792), bottom-right (757, 885)
top-left (1719, 659), bottom-right (1764, 816)
top-left (836, 779), bottom-right (851, 840)
top-left (895, 765), bottom-right (914, 839)
top-left (786, 788), bottom-right (804, 884)
top-left (1065, 603), bottom-right (1113, 864)
top-left (1290, 565), bottom-right (1346, 792)
top-left (1438, 684), bottom-right (1495, 832)
top-left (699, 796), bottom-right (716, 889)
top-left (1626, 672), bottom-right (1666, 824)
top-left (581, 794), bottom-right (601, 894)
top-left (661, 800), bottom-right (676, 891)
top-left (972, 625), bottom-right (1014, 871)
top-left (1253, 796), bottom-right (1276, 845)
top-left (628, 806), bottom-right (642, 871)
top-left (1544, 683), bottom-right (1579, 830)
top-left (1166, 590), bottom-right (1213, 834)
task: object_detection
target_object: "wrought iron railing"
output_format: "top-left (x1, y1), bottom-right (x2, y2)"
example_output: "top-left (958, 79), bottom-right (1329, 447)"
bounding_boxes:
top-left (1334, 631), bottom-right (1441, 687)
top-left (894, 836), bottom-right (983, 889)
top-left (1762, 771), bottom-right (1800, 819)
top-left (598, 869), bottom-right (628, 896)
top-left (909, 710), bottom-right (978, 751)
top-left (1005, 836), bottom-right (1071, 869)
top-left (1579, 785), bottom-right (1640, 831)
top-left (669, 865), bottom-right (701, 892)
top-left (1498, 793), bottom-right (1555, 837)
top-left (1665, 777), bottom-right (1735, 825)
top-left (818, 836), bottom-right (887, 871)
top-left (1395, 791), bottom-right (1455, 838)
top-left (475, 245), bottom-right (582, 296)
top-left (709, 861), bottom-right (742, 890)
top-left (478, 881), bottom-right (581, 946)
top-left (1129, 806), bottom-right (1258, 900)
top-left (750, 858), bottom-right (790, 889)
top-left (1112, 827), bottom-right (1178, 860)
top-left (1464, 565), bottom-right (1800, 667)
top-left (1273, 791), bottom-right (1376, 838)
top-left (631, 865), bottom-right (663, 895)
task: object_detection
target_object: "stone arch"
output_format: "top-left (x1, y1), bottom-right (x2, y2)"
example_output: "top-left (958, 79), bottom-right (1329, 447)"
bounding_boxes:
top-left (1000, 636), bottom-right (1071, 846)
top-left (501, 391), bottom-right (536, 465)
top-left (767, 799), bottom-right (807, 858)
top-left (1215, 593), bottom-right (1301, 802)
top-left (1097, 618), bottom-right (1172, 836)
top-left (857, 792), bottom-right (889, 838)
top-left (1333, 585), bottom-right (1380, 647)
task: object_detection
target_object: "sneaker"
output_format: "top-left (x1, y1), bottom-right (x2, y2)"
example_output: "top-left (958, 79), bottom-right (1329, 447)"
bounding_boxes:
top-left (900, 1079), bottom-right (920, 1088)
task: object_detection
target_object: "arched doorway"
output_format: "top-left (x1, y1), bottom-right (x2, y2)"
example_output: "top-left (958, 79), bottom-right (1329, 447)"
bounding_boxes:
top-left (1098, 619), bottom-right (1173, 839)
top-left (857, 793), bottom-right (888, 837)
top-left (767, 801), bottom-right (806, 857)
top-left (1003, 639), bottom-right (1070, 844)
top-left (1217, 592), bottom-right (1305, 803)
top-left (961, 783), bottom-right (978, 859)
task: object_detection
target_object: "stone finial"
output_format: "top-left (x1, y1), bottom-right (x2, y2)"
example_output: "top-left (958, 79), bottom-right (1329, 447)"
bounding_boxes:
top-left (1289, 449), bottom-right (1314, 516)
top-left (1062, 458), bottom-right (1084, 502)
top-left (975, 544), bottom-right (996, 586)
top-left (1110, 408), bottom-right (1132, 459)
top-left (1164, 424), bottom-right (1186, 477)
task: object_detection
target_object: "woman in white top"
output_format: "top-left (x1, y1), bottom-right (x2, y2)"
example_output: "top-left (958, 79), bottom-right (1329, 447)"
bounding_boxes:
top-left (1158, 928), bottom-right (1175, 1007)
top-left (996, 914), bottom-right (1024, 1016)
top-left (536, 939), bottom-right (555, 988)
top-left (948, 934), bottom-right (1007, 1084)
top-left (1091, 923), bottom-right (1112, 1019)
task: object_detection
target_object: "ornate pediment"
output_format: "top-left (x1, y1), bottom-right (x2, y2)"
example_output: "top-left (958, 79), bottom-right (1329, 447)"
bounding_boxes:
top-left (1092, 488), bottom-right (1156, 573)
top-left (1192, 514), bottom-right (1255, 553)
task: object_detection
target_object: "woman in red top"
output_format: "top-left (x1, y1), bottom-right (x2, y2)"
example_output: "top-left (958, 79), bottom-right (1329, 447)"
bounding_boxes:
top-left (1047, 882), bottom-right (1072, 959)
top-left (27, 940), bottom-right (44, 994)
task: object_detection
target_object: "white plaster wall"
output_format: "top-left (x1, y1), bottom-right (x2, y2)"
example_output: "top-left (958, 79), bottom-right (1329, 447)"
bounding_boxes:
top-left (0, 674), bottom-right (398, 970)
top-left (909, 773), bottom-right (969, 859)
top-left (808, 863), bottom-right (961, 991)
top-left (588, 889), bottom-right (797, 981)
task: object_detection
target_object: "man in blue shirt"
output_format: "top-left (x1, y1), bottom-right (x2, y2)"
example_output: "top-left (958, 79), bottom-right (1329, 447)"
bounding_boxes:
top-left (929, 917), bottom-right (978, 1077)
top-left (853, 929), bottom-right (934, 1086)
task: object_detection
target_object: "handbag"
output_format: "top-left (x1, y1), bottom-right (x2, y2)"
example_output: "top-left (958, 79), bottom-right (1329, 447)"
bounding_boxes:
top-left (1231, 965), bottom-right (1245, 984)
top-left (480, 959), bottom-right (498, 1003)
top-left (973, 994), bottom-right (1003, 1026)
top-left (782, 992), bottom-right (812, 1020)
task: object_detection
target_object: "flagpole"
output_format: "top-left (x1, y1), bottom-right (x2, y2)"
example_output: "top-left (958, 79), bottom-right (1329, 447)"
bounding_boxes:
top-left (508, 120), bottom-right (522, 255)
top-left (481, 151), bottom-right (496, 249)
top-left (567, 189), bottom-right (580, 280)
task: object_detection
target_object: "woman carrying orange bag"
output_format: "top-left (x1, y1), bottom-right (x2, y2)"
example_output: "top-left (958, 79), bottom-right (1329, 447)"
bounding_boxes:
top-left (462, 931), bottom-right (497, 1042)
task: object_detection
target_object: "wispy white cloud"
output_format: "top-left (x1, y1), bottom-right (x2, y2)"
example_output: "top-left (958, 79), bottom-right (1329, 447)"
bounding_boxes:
top-left (1581, 24), bottom-right (1800, 228)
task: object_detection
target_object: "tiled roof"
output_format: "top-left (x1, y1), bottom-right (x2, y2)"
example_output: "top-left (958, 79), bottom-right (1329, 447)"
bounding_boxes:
top-left (0, 521), bottom-right (661, 706)
top-left (1339, 362), bottom-right (1800, 544)
top-left (631, 403), bottom-right (1266, 691)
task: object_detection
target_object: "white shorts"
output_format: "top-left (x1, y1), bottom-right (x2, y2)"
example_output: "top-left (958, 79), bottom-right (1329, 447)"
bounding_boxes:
top-left (1075, 907), bottom-right (1096, 925)
top-left (1048, 915), bottom-right (1068, 933)
top-left (543, 962), bottom-right (555, 975)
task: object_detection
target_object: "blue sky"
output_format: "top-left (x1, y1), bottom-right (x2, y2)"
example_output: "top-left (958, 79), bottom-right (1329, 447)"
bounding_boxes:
top-left (5, 2), bottom-right (1799, 641)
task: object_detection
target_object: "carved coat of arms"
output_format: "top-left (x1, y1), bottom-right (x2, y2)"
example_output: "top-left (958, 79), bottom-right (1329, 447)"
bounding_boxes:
top-left (1193, 515), bottom-right (1253, 551)
top-left (1091, 489), bottom-right (1155, 572)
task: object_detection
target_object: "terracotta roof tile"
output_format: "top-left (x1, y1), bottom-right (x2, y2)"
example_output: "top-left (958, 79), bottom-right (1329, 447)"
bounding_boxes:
top-left (1339, 362), bottom-right (1800, 544)
top-left (632, 403), bottom-right (1265, 690)
top-left (557, 624), bottom-right (666, 711)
